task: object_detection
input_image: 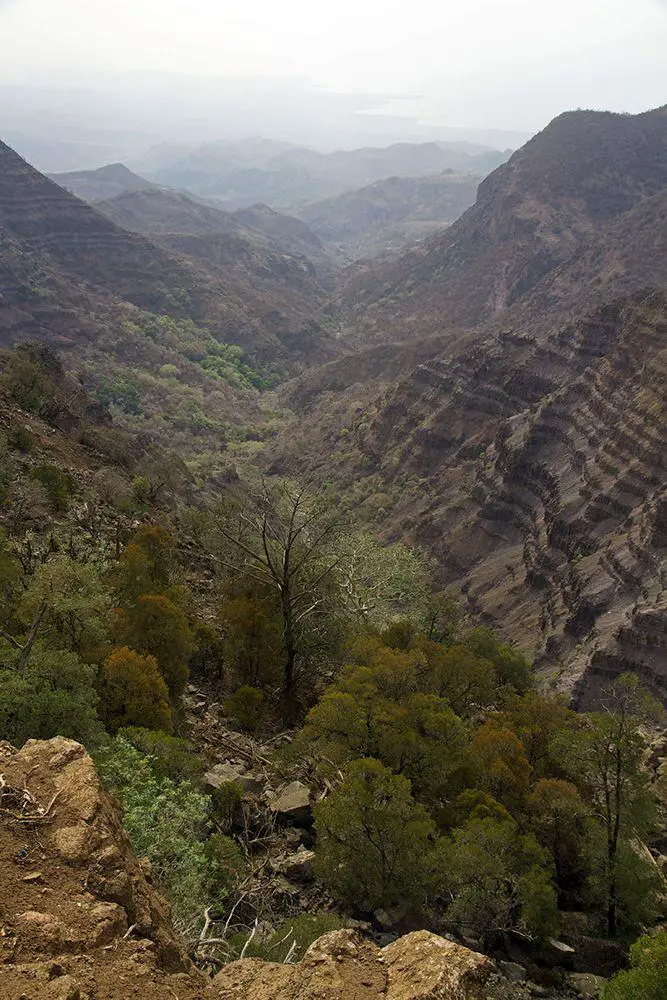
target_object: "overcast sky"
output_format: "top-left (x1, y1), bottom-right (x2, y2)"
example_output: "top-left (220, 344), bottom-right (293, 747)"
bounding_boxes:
top-left (0, 0), bottom-right (665, 136)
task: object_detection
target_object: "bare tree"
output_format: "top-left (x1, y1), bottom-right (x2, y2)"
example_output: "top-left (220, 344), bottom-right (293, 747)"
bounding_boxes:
top-left (216, 481), bottom-right (345, 712)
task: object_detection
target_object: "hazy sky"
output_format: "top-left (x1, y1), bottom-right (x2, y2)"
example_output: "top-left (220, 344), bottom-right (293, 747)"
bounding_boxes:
top-left (1, 0), bottom-right (666, 133)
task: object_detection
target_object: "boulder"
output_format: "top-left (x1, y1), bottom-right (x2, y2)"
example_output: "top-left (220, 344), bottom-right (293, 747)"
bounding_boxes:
top-left (568, 972), bottom-right (607, 998)
top-left (268, 780), bottom-right (313, 826)
top-left (210, 928), bottom-right (493, 999)
top-left (204, 762), bottom-right (264, 796)
top-left (383, 931), bottom-right (493, 999)
top-left (499, 960), bottom-right (527, 982)
top-left (278, 848), bottom-right (316, 883)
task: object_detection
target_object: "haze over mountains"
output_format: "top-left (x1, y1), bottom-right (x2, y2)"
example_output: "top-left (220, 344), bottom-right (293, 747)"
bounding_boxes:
top-left (1, 105), bottom-right (666, 709)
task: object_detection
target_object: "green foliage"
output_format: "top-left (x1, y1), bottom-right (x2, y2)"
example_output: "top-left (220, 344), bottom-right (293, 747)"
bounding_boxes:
top-left (298, 647), bottom-right (468, 806)
top-left (111, 524), bottom-right (176, 603)
top-left (7, 425), bottom-right (35, 452)
top-left (118, 727), bottom-right (204, 784)
top-left (95, 375), bottom-right (142, 415)
top-left (210, 781), bottom-right (243, 833)
top-left (602, 930), bottom-right (667, 1000)
top-left (338, 532), bottom-right (432, 629)
top-left (440, 815), bottom-right (559, 946)
top-left (464, 628), bottom-right (532, 694)
top-left (98, 647), bottom-right (173, 734)
top-left (218, 593), bottom-right (282, 689)
top-left (30, 463), bottom-right (75, 511)
top-left (224, 684), bottom-right (266, 733)
top-left (114, 594), bottom-right (194, 698)
top-left (555, 674), bottom-right (664, 934)
top-left (314, 758), bottom-right (438, 912)
top-left (95, 737), bottom-right (239, 940)
top-left (469, 722), bottom-right (532, 812)
top-left (527, 778), bottom-right (591, 906)
top-left (237, 913), bottom-right (348, 963)
top-left (19, 554), bottom-right (112, 659)
top-left (0, 642), bottom-right (102, 746)
top-left (203, 833), bottom-right (247, 899)
top-left (200, 341), bottom-right (278, 390)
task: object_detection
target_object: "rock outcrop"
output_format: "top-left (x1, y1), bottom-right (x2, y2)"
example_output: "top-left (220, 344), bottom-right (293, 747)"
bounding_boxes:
top-left (210, 929), bottom-right (493, 1000)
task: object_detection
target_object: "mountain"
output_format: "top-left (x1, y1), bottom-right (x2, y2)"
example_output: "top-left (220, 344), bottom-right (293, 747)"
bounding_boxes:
top-left (0, 138), bottom-right (337, 448)
top-left (296, 171), bottom-right (481, 259)
top-left (94, 189), bottom-right (342, 275)
top-left (272, 107), bottom-right (667, 706)
top-left (337, 107), bottom-right (667, 344)
top-left (47, 163), bottom-right (159, 201)
top-left (142, 139), bottom-right (510, 210)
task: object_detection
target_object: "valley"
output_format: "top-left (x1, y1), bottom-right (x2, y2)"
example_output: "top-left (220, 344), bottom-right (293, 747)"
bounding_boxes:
top-left (0, 103), bottom-right (665, 999)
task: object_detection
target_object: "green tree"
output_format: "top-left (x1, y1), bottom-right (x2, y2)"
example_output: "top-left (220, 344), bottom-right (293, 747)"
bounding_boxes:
top-left (216, 481), bottom-right (345, 714)
top-left (556, 674), bottom-right (663, 935)
top-left (337, 531), bottom-right (431, 628)
top-left (602, 930), bottom-right (667, 1000)
top-left (298, 656), bottom-right (467, 807)
top-left (527, 778), bottom-right (591, 905)
top-left (218, 592), bottom-right (282, 689)
top-left (464, 628), bottom-right (532, 694)
top-left (314, 758), bottom-right (438, 912)
top-left (469, 722), bottom-right (532, 812)
top-left (98, 647), bottom-right (173, 734)
top-left (422, 642), bottom-right (496, 716)
top-left (499, 692), bottom-right (576, 777)
top-left (114, 594), bottom-right (195, 698)
top-left (440, 815), bottom-right (559, 946)
top-left (111, 524), bottom-right (176, 605)
top-left (19, 555), bottom-right (112, 659)
top-left (0, 642), bottom-right (101, 745)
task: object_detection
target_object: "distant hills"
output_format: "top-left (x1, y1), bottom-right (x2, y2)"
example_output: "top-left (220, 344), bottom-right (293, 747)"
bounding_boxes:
top-left (337, 107), bottom-right (667, 341)
top-left (296, 172), bottom-right (481, 259)
top-left (47, 163), bottom-right (159, 202)
top-left (133, 138), bottom-right (509, 210)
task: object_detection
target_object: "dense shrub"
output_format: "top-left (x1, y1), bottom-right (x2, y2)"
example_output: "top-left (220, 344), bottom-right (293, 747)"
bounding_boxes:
top-left (602, 930), bottom-right (667, 1000)
top-left (118, 727), bottom-right (203, 784)
top-left (98, 647), bottom-right (173, 733)
top-left (95, 737), bottom-right (242, 940)
top-left (30, 463), bottom-right (75, 510)
top-left (314, 758), bottom-right (438, 912)
top-left (224, 685), bottom-right (266, 733)
top-left (0, 643), bottom-right (102, 746)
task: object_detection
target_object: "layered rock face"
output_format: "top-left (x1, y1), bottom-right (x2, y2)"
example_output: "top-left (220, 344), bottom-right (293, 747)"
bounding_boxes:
top-left (0, 739), bottom-right (496, 1000)
top-left (358, 291), bottom-right (666, 704)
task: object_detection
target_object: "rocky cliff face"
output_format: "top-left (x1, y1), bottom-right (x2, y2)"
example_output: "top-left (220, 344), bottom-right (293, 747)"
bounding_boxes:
top-left (0, 739), bottom-right (501, 1000)
top-left (352, 291), bottom-right (666, 704)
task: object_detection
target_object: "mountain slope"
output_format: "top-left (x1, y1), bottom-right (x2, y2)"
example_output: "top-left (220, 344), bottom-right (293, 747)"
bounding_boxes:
top-left (47, 163), bottom-right (159, 201)
top-left (0, 139), bottom-right (337, 375)
top-left (297, 171), bottom-right (480, 258)
top-left (95, 189), bottom-right (342, 274)
top-left (271, 108), bottom-right (667, 707)
top-left (338, 107), bottom-right (667, 344)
